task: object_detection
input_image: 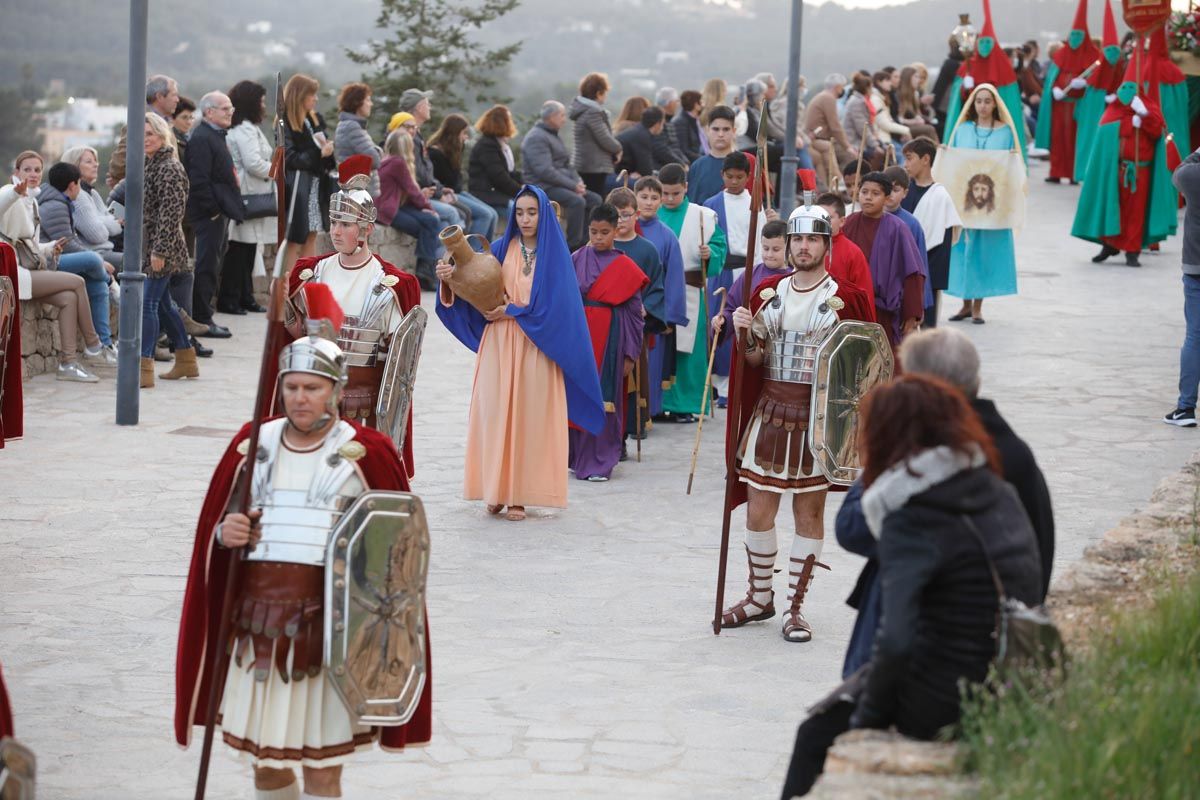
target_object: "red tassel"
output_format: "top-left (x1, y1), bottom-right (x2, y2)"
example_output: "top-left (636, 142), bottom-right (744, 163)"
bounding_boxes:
top-left (796, 169), bottom-right (817, 192)
top-left (301, 283), bottom-right (345, 334)
top-left (338, 154), bottom-right (374, 185)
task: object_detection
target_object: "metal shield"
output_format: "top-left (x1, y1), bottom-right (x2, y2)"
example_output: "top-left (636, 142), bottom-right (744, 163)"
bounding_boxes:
top-left (375, 306), bottom-right (427, 455)
top-left (0, 736), bottom-right (36, 800)
top-left (324, 490), bottom-right (429, 727)
top-left (809, 321), bottom-right (894, 486)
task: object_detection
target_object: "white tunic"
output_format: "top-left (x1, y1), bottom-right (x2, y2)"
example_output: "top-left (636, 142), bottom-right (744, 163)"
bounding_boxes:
top-left (673, 202), bottom-right (719, 354)
top-left (311, 253), bottom-right (403, 334)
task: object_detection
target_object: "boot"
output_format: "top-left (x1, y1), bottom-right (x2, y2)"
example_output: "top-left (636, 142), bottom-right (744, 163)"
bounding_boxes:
top-left (1125, 252), bottom-right (1141, 267)
top-left (1092, 244), bottom-right (1119, 263)
top-left (781, 553), bottom-right (831, 642)
top-left (140, 357), bottom-right (156, 388)
top-left (178, 308), bottom-right (210, 336)
top-left (160, 347), bottom-right (199, 380)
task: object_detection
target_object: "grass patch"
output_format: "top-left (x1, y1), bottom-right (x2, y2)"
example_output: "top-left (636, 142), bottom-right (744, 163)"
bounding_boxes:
top-left (959, 566), bottom-right (1200, 799)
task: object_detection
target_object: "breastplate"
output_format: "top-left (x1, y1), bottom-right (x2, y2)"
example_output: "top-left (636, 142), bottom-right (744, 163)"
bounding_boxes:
top-left (765, 329), bottom-right (821, 384)
top-left (245, 424), bottom-right (360, 565)
top-left (316, 264), bottom-right (396, 368)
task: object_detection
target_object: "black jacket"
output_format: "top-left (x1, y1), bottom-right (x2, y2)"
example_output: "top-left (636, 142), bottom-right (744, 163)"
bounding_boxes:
top-left (184, 122), bottom-right (245, 224)
top-left (854, 462), bottom-right (1042, 740)
top-left (282, 113), bottom-right (335, 243)
top-left (428, 147), bottom-right (463, 193)
top-left (615, 124), bottom-right (659, 177)
top-left (972, 398), bottom-right (1055, 599)
top-left (671, 109), bottom-right (704, 164)
top-left (467, 135), bottom-right (523, 207)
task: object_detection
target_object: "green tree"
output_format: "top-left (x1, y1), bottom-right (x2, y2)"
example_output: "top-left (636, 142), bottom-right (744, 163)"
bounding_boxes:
top-left (348, 0), bottom-right (523, 115)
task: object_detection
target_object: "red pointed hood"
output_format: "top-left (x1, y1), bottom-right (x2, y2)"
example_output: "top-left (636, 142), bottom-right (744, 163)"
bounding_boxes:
top-left (1101, 0), bottom-right (1118, 47)
top-left (957, 0), bottom-right (1017, 87)
top-left (1053, 0), bottom-right (1102, 74)
top-left (1148, 24), bottom-right (1185, 86)
top-left (1071, 0), bottom-right (1090, 35)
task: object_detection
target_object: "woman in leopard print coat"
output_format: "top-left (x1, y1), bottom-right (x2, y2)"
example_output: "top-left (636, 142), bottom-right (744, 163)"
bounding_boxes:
top-left (141, 112), bottom-right (197, 387)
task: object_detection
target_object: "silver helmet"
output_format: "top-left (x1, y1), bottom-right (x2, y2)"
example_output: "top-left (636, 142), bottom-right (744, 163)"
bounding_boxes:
top-left (786, 192), bottom-right (832, 238)
top-left (329, 173), bottom-right (378, 228)
top-left (278, 335), bottom-right (347, 430)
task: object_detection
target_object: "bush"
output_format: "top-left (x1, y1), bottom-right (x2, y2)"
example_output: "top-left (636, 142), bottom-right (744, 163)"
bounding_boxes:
top-left (959, 571), bottom-right (1200, 799)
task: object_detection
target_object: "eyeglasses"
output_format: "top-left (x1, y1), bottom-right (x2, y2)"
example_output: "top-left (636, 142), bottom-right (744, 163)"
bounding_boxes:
top-left (617, 212), bottom-right (636, 220)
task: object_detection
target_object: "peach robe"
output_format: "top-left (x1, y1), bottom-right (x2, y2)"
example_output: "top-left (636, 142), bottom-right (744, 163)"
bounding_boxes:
top-left (441, 241), bottom-right (569, 507)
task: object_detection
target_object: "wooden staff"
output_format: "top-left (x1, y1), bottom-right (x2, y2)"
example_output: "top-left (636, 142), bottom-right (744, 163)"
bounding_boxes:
top-left (687, 287), bottom-right (728, 495)
top-left (852, 114), bottom-right (872, 207)
top-left (634, 343), bottom-right (644, 463)
top-left (712, 99), bottom-right (769, 635)
top-left (193, 73), bottom-right (289, 800)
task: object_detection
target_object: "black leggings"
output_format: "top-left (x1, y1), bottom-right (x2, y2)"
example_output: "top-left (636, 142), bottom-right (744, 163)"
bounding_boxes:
top-left (780, 701), bottom-right (854, 799)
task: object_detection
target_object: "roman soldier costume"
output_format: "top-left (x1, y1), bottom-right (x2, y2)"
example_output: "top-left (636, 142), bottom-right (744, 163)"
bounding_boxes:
top-left (267, 155), bottom-right (425, 477)
top-left (721, 201), bottom-right (876, 642)
top-left (175, 333), bottom-right (432, 777)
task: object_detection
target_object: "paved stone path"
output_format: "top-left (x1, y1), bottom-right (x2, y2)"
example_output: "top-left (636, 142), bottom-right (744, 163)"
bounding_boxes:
top-left (2, 162), bottom-right (1196, 799)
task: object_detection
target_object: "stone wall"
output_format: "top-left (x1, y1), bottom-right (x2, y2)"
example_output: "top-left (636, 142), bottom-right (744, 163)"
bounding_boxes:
top-left (21, 230), bottom-right (417, 379)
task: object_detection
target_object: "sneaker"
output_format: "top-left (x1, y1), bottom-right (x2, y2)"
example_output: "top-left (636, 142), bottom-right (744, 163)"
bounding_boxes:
top-left (716, 396), bottom-right (728, 409)
top-left (1164, 408), bottom-right (1197, 427)
top-left (83, 344), bottom-right (118, 367)
top-left (57, 361), bottom-right (100, 383)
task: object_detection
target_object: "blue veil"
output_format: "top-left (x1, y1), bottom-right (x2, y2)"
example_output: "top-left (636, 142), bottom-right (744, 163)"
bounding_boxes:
top-left (436, 185), bottom-right (605, 434)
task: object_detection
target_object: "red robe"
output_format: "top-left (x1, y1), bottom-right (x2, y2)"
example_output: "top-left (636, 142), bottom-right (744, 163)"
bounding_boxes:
top-left (0, 659), bottom-right (14, 738)
top-left (173, 418), bottom-right (432, 753)
top-left (724, 272), bottom-right (874, 509)
top-left (1101, 100), bottom-right (1166, 253)
top-left (0, 243), bottom-right (22, 448)
top-left (829, 233), bottom-right (876, 318)
top-left (260, 254), bottom-right (422, 477)
top-left (1047, 44), bottom-right (1099, 180)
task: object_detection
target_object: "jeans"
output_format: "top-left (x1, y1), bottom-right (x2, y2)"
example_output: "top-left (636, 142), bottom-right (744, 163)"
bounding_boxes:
top-left (455, 192), bottom-right (500, 238)
top-left (191, 214), bottom-right (229, 324)
top-left (390, 207), bottom-right (444, 262)
top-left (429, 199), bottom-right (463, 231)
top-left (795, 146), bottom-right (815, 172)
top-left (1178, 273), bottom-right (1200, 409)
top-left (142, 275), bottom-right (190, 357)
top-left (57, 250), bottom-right (112, 345)
top-left (544, 185), bottom-right (601, 250)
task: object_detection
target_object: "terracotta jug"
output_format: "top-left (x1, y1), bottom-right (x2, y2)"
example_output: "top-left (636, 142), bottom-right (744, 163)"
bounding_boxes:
top-left (439, 225), bottom-right (506, 312)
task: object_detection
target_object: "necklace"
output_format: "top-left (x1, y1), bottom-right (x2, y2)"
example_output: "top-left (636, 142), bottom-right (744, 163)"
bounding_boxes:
top-left (973, 121), bottom-right (997, 148)
top-left (520, 240), bottom-right (537, 276)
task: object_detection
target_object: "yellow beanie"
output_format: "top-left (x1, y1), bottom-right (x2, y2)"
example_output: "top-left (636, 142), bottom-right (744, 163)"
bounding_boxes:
top-left (387, 112), bottom-right (415, 133)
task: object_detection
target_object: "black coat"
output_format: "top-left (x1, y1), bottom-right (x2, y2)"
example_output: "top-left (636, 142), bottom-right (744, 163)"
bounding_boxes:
top-left (428, 147), bottom-right (464, 193)
top-left (467, 135), bottom-right (522, 207)
top-left (184, 122), bottom-right (245, 224)
top-left (972, 398), bottom-right (1055, 599)
top-left (283, 112), bottom-right (335, 243)
top-left (671, 109), bottom-right (704, 164)
top-left (615, 124), bottom-right (659, 177)
top-left (854, 465), bottom-right (1042, 740)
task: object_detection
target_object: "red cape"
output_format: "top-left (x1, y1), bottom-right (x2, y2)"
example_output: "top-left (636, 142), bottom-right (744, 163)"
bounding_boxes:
top-left (829, 234), bottom-right (877, 319)
top-left (259, 254), bottom-right (422, 477)
top-left (582, 254), bottom-right (649, 369)
top-left (1, 243), bottom-right (23, 447)
top-left (724, 273), bottom-right (873, 509)
top-left (173, 418), bottom-right (432, 752)
top-left (0, 659), bottom-right (13, 738)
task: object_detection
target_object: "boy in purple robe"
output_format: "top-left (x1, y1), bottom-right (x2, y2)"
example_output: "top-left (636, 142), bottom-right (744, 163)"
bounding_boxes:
top-left (882, 166), bottom-right (933, 313)
top-left (569, 204), bottom-right (648, 481)
top-left (633, 176), bottom-right (688, 419)
top-left (841, 171), bottom-right (925, 350)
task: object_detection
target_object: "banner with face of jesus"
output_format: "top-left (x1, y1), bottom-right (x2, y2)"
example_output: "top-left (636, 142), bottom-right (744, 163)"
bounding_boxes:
top-left (931, 146), bottom-right (1027, 230)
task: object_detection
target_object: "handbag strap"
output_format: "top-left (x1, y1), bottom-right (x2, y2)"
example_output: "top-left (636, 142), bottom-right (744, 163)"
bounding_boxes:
top-left (960, 514), bottom-right (1008, 603)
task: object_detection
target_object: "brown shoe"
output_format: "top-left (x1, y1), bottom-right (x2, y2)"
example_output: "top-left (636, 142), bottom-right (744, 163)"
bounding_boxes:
top-left (781, 554), bottom-right (831, 643)
top-left (140, 357), bottom-right (156, 388)
top-left (178, 309), bottom-right (210, 336)
top-left (160, 347), bottom-right (199, 380)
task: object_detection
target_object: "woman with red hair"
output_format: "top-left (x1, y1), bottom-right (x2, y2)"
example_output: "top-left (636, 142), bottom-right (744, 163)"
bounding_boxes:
top-left (781, 374), bottom-right (1043, 798)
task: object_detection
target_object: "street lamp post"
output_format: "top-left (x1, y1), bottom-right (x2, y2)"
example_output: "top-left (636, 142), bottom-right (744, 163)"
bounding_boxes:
top-left (116, 0), bottom-right (148, 425)
top-left (780, 0), bottom-right (804, 217)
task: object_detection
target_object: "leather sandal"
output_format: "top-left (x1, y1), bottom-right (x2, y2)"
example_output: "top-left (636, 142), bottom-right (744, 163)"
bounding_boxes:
top-left (487, 504), bottom-right (505, 516)
top-left (505, 506), bottom-right (527, 522)
top-left (721, 595), bottom-right (776, 628)
top-left (781, 554), bottom-right (831, 643)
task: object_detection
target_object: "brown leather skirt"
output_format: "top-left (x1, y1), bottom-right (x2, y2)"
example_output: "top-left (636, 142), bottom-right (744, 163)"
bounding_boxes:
top-left (340, 364), bottom-right (384, 425)
top-left (737, 380), bottom-right (816, 478)
top-left (230, 562), bottom-right (324, 683)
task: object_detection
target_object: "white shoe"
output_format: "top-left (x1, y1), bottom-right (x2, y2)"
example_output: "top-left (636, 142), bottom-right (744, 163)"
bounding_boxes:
top-left (83, 343), bottom-right (118, 367)
top-left (56, 361), bottom-right (100, 383)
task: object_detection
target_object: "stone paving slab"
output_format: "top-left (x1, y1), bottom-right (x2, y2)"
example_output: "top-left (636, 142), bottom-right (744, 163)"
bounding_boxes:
top-left (1, 160), bottom-right (1197, 798)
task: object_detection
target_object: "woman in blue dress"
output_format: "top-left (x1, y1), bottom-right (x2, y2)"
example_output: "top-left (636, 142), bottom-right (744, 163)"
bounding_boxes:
top-left (945, 84), bottom-right (1023, 324)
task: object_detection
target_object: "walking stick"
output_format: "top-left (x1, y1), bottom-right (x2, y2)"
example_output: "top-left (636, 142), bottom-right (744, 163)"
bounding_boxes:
top-left (634, 343), bottom-right (643, 463)
top-left (852, 116), bottom-right (871, 207)
top-left (193, 73), bottom-right (290, 800)
top-left (687, 287), bottom-right (728, 495)
top-left (713, 100), bottom-right (769, 635)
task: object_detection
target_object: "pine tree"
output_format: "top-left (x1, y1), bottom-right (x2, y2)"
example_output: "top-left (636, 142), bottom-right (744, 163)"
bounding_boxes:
top-left (348, 0), bottom-right (523, 115)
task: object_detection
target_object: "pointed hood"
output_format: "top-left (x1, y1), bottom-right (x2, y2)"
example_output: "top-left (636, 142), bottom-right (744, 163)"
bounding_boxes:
top-left (1101, 0), bottom-right (1118, 47)
top-left (1119, 40), bottom-right (1163, 104)
top-left (1053, 0), bottom-right (1102, 73)
top-left (1149, 25), bottom-right (1185, 86)
top-left (957, 0), bottom-right (1017, 87)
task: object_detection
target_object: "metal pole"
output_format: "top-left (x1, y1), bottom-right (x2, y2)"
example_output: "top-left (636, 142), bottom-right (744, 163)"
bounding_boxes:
top-left (779, 0), bottom-right (804, 217)
top-left (116, 0), bottom-right (148, 425)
